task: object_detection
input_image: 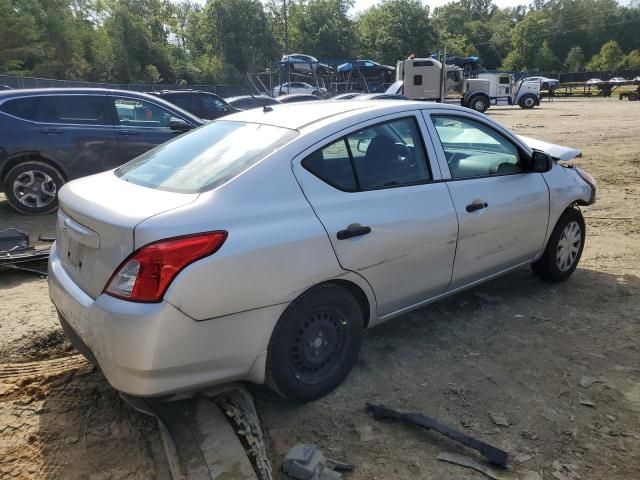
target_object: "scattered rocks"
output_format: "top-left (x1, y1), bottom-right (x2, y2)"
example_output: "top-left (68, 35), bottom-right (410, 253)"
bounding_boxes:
top-left (577, 393), bottom-right (595, 407)
top-left (552, 461), bottom-right (582, 480)
top-left (606, 414), bottom-right (617, 422)
top-left (579, 376), bottom-right (605, 389)
top-left (488, 411), bottom-right (510, 427)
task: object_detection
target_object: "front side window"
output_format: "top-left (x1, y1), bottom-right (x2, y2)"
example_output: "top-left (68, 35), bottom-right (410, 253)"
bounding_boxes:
top-left (112, 97), bottom-right (179, 128)
top-left (38, 95), bottom-right (108, 125)
top-left (431, 115), bottom-right (521, 179)
top-left (303, 117), bottom-right (431, 191)
top-left (116, 120), bottom-right (297, 193)
top-left (201, 94), bottom-right (229, 114)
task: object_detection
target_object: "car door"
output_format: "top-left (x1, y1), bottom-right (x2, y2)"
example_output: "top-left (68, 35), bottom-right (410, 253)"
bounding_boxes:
top-left (424, 111), bottom-right (550, 289)
top-left (107, 95), bottom-right (188, 163)
top-left (31, 94), bottom-right (118, 179)
top-left (293, 114), bottom-right (458, 318)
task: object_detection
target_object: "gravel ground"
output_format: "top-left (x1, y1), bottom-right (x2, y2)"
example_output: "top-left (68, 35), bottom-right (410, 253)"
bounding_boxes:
top-left (0, 97), bottom-right (638, 479)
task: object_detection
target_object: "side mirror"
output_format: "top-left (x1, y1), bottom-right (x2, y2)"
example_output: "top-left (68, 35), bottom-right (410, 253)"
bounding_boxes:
top-left (169, 119), bottom-right (193, 131)
top-left (531, 150), bottom-right (553, 173)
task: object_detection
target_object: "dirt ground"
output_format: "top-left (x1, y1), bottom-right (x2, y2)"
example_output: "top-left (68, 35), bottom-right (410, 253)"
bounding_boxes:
top-left (0, 97), bottom-right (639, 479)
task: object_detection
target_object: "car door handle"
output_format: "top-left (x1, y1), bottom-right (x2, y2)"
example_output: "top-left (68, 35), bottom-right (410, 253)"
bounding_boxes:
top-left (466, 201), bottom-right (488, 212)
top-left (337, 224), bottom-right (372, 240)
top-left (40, 128), bottom-right (63, 134)
top-left (117, 130), bottom-right (138, 136)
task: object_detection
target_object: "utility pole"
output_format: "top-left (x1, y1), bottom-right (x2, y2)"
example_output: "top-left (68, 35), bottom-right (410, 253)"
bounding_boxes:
top-left (283, 0), bottom-right (289, 55)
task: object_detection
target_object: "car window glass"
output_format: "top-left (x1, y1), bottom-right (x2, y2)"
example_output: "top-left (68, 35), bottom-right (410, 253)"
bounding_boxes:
top-left (201, 94), bottom-right (228, 113)
top-left (164, 94), bottom-right (192, 111)
top-left (432, 115), bottom-right (521, 179)
top-left (116, 120), bottom-right (298, 193)
top-left (303, 117), bottom-right (430, 191)
top-left (0, 97), bottom-right (39, 120)
top-left (302, 139), bottom-right (357, 191)
top-left (112, 97), bottom-right (179, 127)
top-left (36, 95), bottom-right (108, 125)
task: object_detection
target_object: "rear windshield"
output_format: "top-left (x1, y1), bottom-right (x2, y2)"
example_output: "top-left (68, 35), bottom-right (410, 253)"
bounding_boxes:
top-left (115, 120), bottom-right (298, 193)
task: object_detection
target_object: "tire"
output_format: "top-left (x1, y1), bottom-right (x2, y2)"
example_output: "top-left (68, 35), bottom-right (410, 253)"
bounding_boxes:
top-left (3, 160), bottom-right (64, 215)
top-left (266, 283), bottom-right (364, 401)
top-left (468, 95), bottom-right (489, 113)
top-left (531, 208), bottom-right (585, 282)
top-left (519, 94), bottom-right (537, 109)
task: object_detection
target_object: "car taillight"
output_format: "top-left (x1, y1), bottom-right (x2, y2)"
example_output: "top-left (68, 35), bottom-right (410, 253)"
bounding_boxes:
top-left (104, 231), bottom-right (227, 303)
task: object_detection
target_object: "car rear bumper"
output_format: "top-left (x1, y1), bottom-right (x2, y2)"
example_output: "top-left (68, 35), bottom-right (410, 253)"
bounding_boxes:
top-left (48, 242), bottom-right (285, 396)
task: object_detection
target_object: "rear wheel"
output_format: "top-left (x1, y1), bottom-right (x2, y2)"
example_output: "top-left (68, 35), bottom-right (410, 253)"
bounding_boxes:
top-left (519, 94), bottom-right (537, 109)
top-left (266, 284), bottom-right (363, 401)
top-left (3, 160), bottom-right (64, 215)
top-left (531, 208), bottom-right (585, 282)
top-left (468, 95), bottom-right (489, 113)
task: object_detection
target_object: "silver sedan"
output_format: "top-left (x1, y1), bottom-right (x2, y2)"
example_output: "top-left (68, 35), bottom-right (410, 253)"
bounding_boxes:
top-left (48, 101), bottom-right (597, 401)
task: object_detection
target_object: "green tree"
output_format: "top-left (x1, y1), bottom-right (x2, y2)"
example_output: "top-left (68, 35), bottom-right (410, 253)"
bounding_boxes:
top-left (565, 46), bottom-right (585, 72)
top-left (356, 0), bottom-right (436, 64)
top-left (501, 10), bottom-right (552, 70)
top-left (0, 0), bottom-right (41, 74)
top-left (625, 49), bottom-right (640, 69)
top-left (586, 40), bottom-right (625, 71)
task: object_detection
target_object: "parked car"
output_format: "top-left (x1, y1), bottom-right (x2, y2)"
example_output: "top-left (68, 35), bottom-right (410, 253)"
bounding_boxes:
top-left (609, 77), bottom-right (626, 83)
top-left (0, 88), bottom-right (203, 214)
top-left (148, 90), bottom-right (237, 120)
top-left (0, 85), bottom-right (12, 91)
top-left (586, 78), bottom-right (603, 85)
top-left (49, 101), bottom-right (596, 402)
top-left (430, 53), bottom-right (480, 73)
top-left (282, 54), bottom-right (330, 76)
top-left (225, 95), bottom-right (280, 110)
top-left (525, 76), bottom-right (560, 90)
top-left (353, 93), bottom-right (409, 100)
top-left (276, 93), bottom-right (323, 103)
top-left (331, 93), bottom-right (363, 100)
top-left (337, 60), bottom-right (395, 74)
top-left (273, 82), bottom-right (327, 97)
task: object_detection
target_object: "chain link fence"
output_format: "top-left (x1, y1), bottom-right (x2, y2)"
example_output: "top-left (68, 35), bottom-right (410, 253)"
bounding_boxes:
top-left (0, 74), bottom-right (247, 97)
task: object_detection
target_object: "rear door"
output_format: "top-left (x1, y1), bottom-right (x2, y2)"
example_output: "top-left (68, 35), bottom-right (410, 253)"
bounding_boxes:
top-left (107, 94), bottom-right (189, 163)
top-left (27, 94), bottom-right (117, 179)
top-left (424, 111), bottom-right (550, 288)
top-left (293, 113), bottom-right (458, 318)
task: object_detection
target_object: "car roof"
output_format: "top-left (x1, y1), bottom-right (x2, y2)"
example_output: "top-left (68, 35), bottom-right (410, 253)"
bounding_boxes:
top-left (0, 87), bottom-right (204, 124)
top-left (224, 99), bottom-right (470, 130)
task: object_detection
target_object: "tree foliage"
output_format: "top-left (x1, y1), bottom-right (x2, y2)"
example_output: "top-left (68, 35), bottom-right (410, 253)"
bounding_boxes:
top-left (1, 0), bottom-right (639, 85)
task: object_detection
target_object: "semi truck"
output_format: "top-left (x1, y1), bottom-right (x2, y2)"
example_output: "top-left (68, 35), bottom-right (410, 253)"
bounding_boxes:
top-left (388, 57), bottom-right (540, 113)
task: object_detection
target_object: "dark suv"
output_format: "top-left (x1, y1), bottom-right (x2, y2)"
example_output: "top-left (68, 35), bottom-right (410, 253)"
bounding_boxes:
top-left (0, 88), bottom-right (203, 214)
top-left (149, 90), bottom-right (238, 120)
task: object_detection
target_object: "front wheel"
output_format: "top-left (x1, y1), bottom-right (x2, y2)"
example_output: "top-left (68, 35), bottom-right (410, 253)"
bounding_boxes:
top-left (266, 284), bottom-right (363, 401)
top-left (531, 208), bottom-right (585, 282)
top-left (519, 94), bottom-right (537, 109)
top-left (3, 160), bottom-right (64, 215)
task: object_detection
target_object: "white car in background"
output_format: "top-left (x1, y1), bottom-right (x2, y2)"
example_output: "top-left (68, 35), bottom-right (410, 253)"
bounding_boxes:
top-left (273, 81), bottom-right (327, 97)
top-left (49, 101), bottom-right (596, 401)
top-left (609, 77), bottom-right (626, 83)
top-left (525, 76), bottom-right (560, 90)
top-left (586, 78), bottom-right (602, 85)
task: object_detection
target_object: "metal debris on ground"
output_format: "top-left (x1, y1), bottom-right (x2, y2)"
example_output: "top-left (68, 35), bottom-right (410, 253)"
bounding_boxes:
top-left (282, 444), bottom-right (353, 480)
top-left (0, 228), bottom-right (51, 276)
top-left (122, 384), bottom-right (269, 480)
top-left (366, 403), bottom-right (509, 467)
top-left (437, 452), bottom-right (503, 480)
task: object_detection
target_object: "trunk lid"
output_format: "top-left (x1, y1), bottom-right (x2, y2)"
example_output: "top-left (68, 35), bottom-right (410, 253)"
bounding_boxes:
top-left (56, 171), bottom-right (199, 299)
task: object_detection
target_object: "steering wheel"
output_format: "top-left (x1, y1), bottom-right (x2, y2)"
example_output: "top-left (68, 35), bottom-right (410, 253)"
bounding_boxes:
top-left (394, 143), bottom-right (415, 167)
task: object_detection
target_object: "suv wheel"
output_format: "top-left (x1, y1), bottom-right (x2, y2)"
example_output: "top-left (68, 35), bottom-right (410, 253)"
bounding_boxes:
top-left (3, 161), bottom-right (64, 215)
top-left (532, 208), bottom-right (585, 282)
top-left (266, 284), bottom-right (363, 401)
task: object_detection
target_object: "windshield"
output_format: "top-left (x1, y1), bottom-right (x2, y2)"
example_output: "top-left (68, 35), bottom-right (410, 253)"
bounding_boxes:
top-left (116, 120), bottom-right (298, 193)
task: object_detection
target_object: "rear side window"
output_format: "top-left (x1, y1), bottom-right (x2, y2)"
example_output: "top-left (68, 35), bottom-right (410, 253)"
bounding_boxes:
top-left (303, 117), bottom-right (431, 191)
top-left (38, 95), bottom-right (108, 124)
top-left (116, 120), bottom-right (298, 193)
top-left (1, 97), bottom-right (39, 120)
